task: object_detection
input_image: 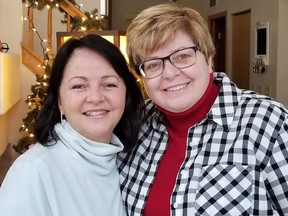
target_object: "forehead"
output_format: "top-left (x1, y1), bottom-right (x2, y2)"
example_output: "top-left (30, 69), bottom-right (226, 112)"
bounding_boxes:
top-left (143, 30), bottom-right (195, 59)
top-left (63, 48), bottom-right (116, 76)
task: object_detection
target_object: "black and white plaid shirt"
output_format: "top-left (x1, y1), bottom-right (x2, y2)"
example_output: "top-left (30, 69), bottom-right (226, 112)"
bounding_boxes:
top-left (117, 72), bottom-right (288, 216)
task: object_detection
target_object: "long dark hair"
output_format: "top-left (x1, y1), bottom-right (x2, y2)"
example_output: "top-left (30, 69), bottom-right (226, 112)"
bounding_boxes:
top-left (34, 33), bottom-right (144, 152)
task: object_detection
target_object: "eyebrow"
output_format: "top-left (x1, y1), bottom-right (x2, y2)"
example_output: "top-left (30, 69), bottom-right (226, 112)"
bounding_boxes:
top-left (68, 74), bottom-right (120, 82)
top-left (144, 45), bottom-right (196, 61)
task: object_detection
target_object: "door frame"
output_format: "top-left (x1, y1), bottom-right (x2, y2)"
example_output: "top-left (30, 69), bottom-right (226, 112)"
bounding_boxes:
top-left (208, 11), bottom-right (227, 73)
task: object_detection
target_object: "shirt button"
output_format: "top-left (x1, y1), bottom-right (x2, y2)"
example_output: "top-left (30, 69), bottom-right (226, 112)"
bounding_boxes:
top-left (173, 202), bottom-right (179, 209)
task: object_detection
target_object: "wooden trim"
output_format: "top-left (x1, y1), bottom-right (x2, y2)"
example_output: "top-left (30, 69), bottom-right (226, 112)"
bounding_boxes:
top-left (47, 7), bottom-right (53, 51)
top-left (21, 43), bottom-right (45, 76)
top-left (59, 0), bottom-right (87, 19)
top-left (56, 30), bottom-right (126, 50)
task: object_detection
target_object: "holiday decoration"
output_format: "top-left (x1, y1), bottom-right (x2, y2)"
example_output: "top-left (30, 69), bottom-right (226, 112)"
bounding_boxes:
top-left (63, 9), bottom-right (106, 31)
top-left (13, 61), bottom-right (51, 154)
top-left (14, 0), bottom-right (104, 154)
top-left (22, 0), bottom-right (76, 11)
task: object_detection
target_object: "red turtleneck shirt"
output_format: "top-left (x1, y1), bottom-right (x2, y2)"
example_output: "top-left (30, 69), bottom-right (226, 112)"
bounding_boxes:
top-left (143, 73), bottom-right (220, 216)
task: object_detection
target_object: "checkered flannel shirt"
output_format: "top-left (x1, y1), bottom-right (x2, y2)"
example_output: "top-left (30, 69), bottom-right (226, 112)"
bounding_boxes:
top-left (117, 72), bottom-right (288, 216)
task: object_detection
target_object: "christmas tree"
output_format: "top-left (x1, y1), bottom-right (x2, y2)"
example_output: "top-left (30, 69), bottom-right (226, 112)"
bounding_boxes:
top-left (13, 0), bottom-right (105, 154)
top-left (13, 59), bottom-right (52, 154)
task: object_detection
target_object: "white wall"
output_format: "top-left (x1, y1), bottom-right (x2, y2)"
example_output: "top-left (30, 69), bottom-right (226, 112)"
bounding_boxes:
top-left (0, 0), bottom-right (35, 155)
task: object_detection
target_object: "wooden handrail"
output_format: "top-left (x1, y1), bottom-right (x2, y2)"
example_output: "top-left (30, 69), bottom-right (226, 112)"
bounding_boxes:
top-left (21, 43), bottom-right (45, 76)
top-left (59, 0), bottom-right (87, 19)
top-left (22, 1), bottom-right (87, 75)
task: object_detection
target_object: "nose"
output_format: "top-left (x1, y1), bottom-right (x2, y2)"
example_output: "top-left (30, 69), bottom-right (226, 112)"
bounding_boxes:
top-left (86, 87), bottom-right (104, 103)
top-left (161, 59), bottom-right (181, 79)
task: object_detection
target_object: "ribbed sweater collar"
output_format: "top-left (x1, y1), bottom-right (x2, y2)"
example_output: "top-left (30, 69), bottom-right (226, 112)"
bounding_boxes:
top-left (54, 120), bottom-right (123, 175)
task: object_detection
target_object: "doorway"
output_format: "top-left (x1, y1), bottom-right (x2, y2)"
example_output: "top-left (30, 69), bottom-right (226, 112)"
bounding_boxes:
top-left (209, 12), bottom-right (227, 73)
top-left (231, 10), bottom-right (251, 89)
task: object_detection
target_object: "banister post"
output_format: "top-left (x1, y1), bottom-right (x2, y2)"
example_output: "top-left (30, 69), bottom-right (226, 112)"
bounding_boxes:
top-left (67, 14), bottom-right (71, 32)
top-left (28, 7), bottom-right (34, 50)
top-left (47, 7), bottom-right (53, 53)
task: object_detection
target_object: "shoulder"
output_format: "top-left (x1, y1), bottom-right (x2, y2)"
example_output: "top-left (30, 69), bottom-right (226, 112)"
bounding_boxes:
top-left (240, 89), bottom-right (288, 119)
top-left (8, 143), bottom-right (61, 175)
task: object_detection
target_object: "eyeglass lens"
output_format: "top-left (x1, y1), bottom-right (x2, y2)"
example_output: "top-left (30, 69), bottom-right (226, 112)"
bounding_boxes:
top-left (139, 46), bottom-right (198, 79)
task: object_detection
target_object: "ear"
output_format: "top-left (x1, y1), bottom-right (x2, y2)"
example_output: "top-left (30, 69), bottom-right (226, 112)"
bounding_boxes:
top-left (58, 98), bottom-right (64, 114)
top-left (208, 57), bottom-right (213, 73)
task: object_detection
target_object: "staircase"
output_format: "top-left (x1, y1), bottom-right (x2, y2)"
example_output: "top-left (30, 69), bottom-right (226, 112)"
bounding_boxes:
top-left (21, 0), bottom-right (87, 76)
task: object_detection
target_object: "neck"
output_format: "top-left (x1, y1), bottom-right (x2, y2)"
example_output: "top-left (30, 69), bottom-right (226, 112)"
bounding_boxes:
top-left (158, 73), bottom-right (219, 131)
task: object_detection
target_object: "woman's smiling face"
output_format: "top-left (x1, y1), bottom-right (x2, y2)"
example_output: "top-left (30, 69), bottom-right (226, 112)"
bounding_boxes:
top-left (58, 47), bottom-right (126, 143)
top-left (142, 30), bottom-right (213, 113)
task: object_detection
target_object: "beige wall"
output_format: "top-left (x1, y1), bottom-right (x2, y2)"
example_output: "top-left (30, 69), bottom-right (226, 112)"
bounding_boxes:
top-left (0, 0), bottom-right (287, 155)
top-left (276, 0), bottom-right (288, 105)
top-left (0, 0), bottom-right (35, 155)
top-left (0, 0), bottom-right (109, 156)
top-left (111, 0), bottom-right (210, 31)
top-left (209, 0), bottom-right (287, 105)
top-left (111, 0), bottom-right (288, 106)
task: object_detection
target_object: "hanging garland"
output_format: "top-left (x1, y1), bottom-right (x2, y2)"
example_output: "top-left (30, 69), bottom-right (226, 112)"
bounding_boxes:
top-left (62, 9), bottom-right (108, 31)
top-left (22, 0), bottom-right (77, 10)
top-left (22, 0), bottom-right (108, 31)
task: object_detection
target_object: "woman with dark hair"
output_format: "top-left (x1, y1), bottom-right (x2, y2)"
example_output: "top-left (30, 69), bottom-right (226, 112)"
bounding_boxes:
top-left (0, 34), bottom-right (144, 216)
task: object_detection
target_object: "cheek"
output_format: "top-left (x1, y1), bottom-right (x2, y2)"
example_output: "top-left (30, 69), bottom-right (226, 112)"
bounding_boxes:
top-left (113, 90), bottom-right (126, 109)
top-left (143, 79), bottom-right (158, 93)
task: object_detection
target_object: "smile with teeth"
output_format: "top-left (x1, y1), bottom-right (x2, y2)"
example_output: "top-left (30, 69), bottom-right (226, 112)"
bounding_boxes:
top-left (84, 110), bottom-right (107, 116)
top-left (166, 83), bottom-right (188, 92)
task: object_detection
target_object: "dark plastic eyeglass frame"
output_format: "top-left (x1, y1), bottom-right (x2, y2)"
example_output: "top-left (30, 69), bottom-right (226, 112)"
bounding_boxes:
top-left (138, 46), bottom-right (199, 79)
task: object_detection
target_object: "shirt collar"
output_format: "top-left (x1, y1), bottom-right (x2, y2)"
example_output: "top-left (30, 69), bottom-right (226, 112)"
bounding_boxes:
top-left (209, 72), bottom-right (242, 129)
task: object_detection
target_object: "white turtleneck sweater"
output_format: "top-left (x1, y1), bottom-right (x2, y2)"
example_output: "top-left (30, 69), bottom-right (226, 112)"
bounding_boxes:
top-left (0, 121), bottom-right (126, 216)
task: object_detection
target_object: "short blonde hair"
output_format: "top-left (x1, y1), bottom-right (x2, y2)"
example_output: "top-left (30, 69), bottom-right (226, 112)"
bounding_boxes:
top-left (126, 3), bottom-right (215, 74)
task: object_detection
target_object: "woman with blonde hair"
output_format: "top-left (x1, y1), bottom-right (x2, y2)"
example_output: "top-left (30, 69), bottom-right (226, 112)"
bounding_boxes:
top-left (118, 3), bottom-right (288, 216)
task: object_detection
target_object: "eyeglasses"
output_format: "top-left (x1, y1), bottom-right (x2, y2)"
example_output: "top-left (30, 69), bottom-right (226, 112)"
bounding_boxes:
top-left (138, 46), bottom-right (199, 79)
